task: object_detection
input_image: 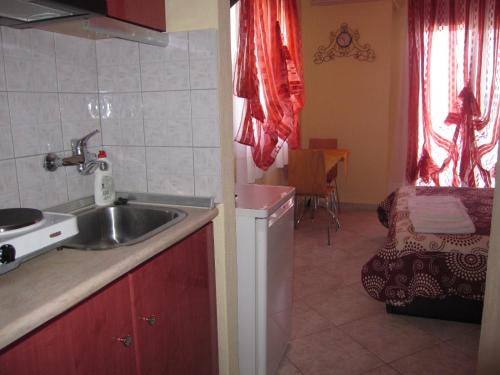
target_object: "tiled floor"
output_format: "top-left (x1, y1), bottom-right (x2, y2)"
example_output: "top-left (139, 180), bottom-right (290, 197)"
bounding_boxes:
top-left (277, 208), bottom-right (480, 375)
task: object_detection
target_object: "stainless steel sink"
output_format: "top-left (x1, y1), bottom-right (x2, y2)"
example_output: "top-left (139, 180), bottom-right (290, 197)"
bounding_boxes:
top-left (64, 205), bottom-right (186, 250)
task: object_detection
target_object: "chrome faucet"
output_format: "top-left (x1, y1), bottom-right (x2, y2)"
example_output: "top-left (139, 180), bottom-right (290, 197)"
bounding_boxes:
top-left (44, 130), bottom-right (101, 175)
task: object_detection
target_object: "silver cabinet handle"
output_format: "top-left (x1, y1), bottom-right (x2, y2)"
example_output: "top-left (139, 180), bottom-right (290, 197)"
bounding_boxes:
top-left (116, 335), bottom-right (132, 348)
top-left (141, 315), bottom-right (158, 326)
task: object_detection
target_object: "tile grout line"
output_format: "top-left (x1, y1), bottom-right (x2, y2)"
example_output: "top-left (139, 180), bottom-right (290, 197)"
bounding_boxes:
top-left (332, 303), bottom-right (446, 366)
top-left (136, 40), bottom-right (149, 193)
top-left (52, 31), bottom-right (70, 203)
top-left (284, 356), bottom-right (306, 375)
top-left (187, 31), bottom-right (197, 198)
top-left (93, 38), bottom-right (103, 150)
top-left (0, 28), bottom-right (21, 208)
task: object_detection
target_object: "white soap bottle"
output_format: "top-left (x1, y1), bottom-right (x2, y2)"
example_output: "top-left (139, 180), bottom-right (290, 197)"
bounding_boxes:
top-left (94, 150), bottom-right (116, 206)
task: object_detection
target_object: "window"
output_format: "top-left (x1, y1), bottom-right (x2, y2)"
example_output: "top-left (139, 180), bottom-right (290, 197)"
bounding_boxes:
top-left (231, 0), bottom-right (304, 171)
top-left (407, 0), bottom-right (500, 188)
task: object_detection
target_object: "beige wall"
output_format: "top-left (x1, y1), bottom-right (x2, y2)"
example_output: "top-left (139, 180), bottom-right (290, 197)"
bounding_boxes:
top-left (477, 159), bottom-right (500, 374)
top-left (165, 0), bottom-right (218, 31)
top-left (215, 0), bottom-right (239, 374)
top-left (386, 0), bottom-right (408, 192)
top-left (300, 0), bottom-right (393, 204)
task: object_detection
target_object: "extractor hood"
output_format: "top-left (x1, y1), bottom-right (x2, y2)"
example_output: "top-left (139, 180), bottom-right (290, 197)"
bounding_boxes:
top-left (0, 0), bottom-right (168, 47)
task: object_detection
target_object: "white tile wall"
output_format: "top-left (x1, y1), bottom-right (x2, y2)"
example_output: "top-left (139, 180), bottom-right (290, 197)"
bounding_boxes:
top-left (96, 39), bottom-right (141, 93)
top-left (3, 28), bottom-right (58, 92)
top-left (9, 92), bottom-right (63, 157)
top-left (191, 89), bottom-right (220, 147)
top-left (54, 33), bottom-right (97, 93)
top-left (140, 32), bottom-right (190, 91)
top-left (59, 93), bottom-right (101, 148)
top-left (193, 147), bottom-right (222, 202)
top-left (99, 93), bottom-right (144, 146)
top-left (0, 33), bottom-right (6, 92)
top-left (106, 146), bottom-right (148, 193)
top-left (0, 93), bottom-right (14, 160)
top-left (0, 159), bottom-right (19, 207)
top-left (16, 153), bottom-right (69, 209)
top-left (146, 147), bottom-right (195, 196)
top-left (0, 27), bottom-right (222, 209)
top-left (142, 91), bottom-right (192, 146)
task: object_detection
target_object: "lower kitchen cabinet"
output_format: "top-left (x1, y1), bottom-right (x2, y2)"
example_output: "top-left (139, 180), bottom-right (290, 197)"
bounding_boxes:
top-left (0, 223), bottom-right (217, 375)
top-left (0, 276), bottom-right (136, 375)
top-left (129, 222), bottom-right (218, 375)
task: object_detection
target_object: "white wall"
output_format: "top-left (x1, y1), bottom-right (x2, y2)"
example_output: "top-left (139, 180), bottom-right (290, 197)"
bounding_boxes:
top-left (0, 27), bottom-right (222, 209)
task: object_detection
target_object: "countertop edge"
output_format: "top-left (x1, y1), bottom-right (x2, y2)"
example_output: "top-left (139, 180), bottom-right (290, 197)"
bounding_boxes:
top-left (0, 207), bottom-right (218, 351)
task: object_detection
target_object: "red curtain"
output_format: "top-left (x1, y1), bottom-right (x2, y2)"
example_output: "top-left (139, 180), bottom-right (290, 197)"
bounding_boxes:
top-left (407, 0), bottom-right (500, 187)
top-left (233, 0), bottom-right (305, 170)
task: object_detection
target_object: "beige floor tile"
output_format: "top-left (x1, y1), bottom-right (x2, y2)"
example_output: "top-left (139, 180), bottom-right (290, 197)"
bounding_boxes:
top-left (287, 326), bottom-right (383, 375)
top-left (276, 358), bottom-right (304, 375)
top-left (274, 300), bottom-right (331, 341)
top-left (349, 280), bottom-right (377, 296)
top-left (294, 233), bottom-right (330, 252)
top-left (355, 226), bottom-right (389, 241)
top-left (336, 212), bottom-right (381, 229)
top-left (316, 255), bottom-right (369, 286)
top-left (294, 248), bottom-right (352, 272)
top-left (293, 267), bottom-right (346, 299)
top-left (390, 342), bottom-right (476, 375)
top-left (359, 364), bottom-right (401, 375)
top-left (294, 256), bottom-right (316, 273)
top-left (289, 303), bottom-right (332, 339)
top-left (290, 208), bottom-right (481, 374)
top-left (344, 237), bottom-right (386, 259)
top-left (303, 284), bottom-right (385, 326)
top-left (339, 313), bottom-right (440, 363)
top-left (292, 297), bottom-right (311, 309)
top-left (400, 315), bottom-right (480, 341)
top-left (444, 326), bottom-right (481, 360)
top-left (325, 230), bottom-right (377, 254)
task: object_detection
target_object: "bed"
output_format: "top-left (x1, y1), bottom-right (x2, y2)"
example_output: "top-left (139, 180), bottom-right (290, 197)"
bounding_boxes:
top-left (361, 185), bottom-right (493, 323)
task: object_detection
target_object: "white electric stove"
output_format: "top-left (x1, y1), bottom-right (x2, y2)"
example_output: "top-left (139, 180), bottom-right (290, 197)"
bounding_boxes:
top-left (0, 209), bottom-right (78, 275)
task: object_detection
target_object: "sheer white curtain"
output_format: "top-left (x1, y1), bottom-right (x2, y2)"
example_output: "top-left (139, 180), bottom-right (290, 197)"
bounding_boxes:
top-left (230, 2), bottom-right (288, 184)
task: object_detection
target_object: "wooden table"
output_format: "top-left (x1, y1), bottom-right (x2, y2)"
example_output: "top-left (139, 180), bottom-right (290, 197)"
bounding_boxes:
top-left (310, 148), bottom-right (349, 178)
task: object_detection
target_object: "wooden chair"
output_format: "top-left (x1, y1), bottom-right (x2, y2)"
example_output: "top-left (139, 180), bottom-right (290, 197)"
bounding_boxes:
top-left (288, 149), bottom-right (340, 245)
top-left (308, 138), bottom-right (341, 213)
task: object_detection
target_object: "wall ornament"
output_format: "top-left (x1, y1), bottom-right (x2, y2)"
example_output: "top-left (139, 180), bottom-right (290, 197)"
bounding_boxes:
top-left (313, 23), bottom-right (376, 64)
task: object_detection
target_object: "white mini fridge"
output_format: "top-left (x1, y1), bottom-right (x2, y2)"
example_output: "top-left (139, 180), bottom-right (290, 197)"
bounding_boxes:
top-left (235, 184), bottom-right (295, 375)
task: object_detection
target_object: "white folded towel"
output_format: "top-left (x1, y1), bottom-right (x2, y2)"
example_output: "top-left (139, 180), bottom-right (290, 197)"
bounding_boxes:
top-left (407, 195), bottom-right (475, 234)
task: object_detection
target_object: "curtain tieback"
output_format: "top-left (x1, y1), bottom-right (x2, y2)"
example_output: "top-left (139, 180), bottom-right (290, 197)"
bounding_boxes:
top-left (445, 86), bottom-right (483, 128)
top-left (444, 86), bottom-right (488, 186)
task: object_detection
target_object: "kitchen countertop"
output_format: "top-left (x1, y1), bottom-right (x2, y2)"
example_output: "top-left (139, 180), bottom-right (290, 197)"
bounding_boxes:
top-left (0, 203), bottom-right (218, 350)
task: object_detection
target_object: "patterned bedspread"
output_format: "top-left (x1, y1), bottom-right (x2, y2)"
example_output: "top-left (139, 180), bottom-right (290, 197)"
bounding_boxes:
top-left (362, 186), bottom-right (493, 306)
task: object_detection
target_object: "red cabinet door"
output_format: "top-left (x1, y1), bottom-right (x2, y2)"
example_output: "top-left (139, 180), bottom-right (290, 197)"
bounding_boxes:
top-left (0, 277), bottom-right (137, 375)
top-left (129, 224), bottom-right (218, 375)
top-left (107, 0), bottom-right (166, 32)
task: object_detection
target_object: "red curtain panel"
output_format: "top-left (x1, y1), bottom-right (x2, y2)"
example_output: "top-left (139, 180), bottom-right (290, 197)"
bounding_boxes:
top-left (406, 0), bottom-right (500, 187)
top-left (233, 0), bottom-right (305, 170)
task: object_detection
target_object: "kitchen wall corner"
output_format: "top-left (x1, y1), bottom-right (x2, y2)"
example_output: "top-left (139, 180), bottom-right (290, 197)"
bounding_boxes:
top-left (0, 27), bottom-right (222, 210)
